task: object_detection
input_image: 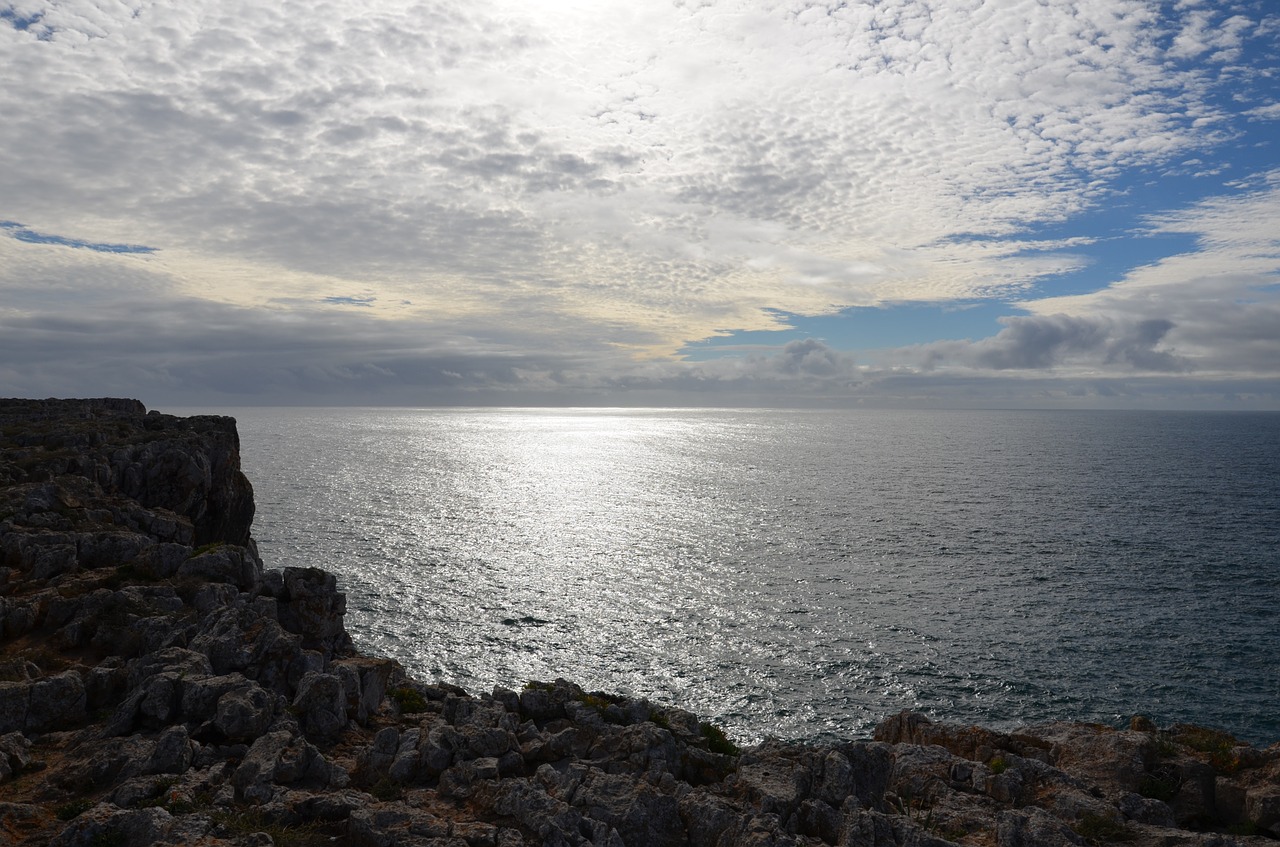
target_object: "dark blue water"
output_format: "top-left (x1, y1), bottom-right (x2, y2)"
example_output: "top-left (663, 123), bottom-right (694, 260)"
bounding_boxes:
top-left (212, 408), bottom-right (1280, 746)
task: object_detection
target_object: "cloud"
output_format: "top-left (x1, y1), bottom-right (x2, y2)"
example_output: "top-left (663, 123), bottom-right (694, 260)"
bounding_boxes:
top-left (321, 296), bottom-right (376, 307)
top-left (0, 0), bottom-right (1276, 407)
top-left (744, 338), bottom-right (857, 379)
top-left (0, 2), bottom-right (1249, 279)
top-left (874, 174), bottom-right (1280, 382)
top-left (908, 314), bottom-right (1187, 373)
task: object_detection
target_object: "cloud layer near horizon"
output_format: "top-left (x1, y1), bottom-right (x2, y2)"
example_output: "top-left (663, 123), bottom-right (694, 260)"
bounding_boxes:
top-left (1, 0), bottom-right (1278, 407)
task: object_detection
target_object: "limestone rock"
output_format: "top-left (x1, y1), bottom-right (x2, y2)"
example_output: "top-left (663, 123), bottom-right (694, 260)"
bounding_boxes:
top-left (0, 732), bottom-right (33, 782)
top-left (47, 805), bottom-right (176, 847)
top-left (213, 682), bottom-right (276, 742)
top-left (273, 566), bottom-right (354, 657)
top-left (231, 729), bottom-right (343, 804)
top-left (291, 671), bottom-right (348, 739)
top-left (176, 544), bottom-right (263, 593)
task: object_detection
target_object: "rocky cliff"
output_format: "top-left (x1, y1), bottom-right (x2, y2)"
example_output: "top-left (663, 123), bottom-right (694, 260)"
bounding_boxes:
top-left (0, 398), bottom-right (1277, 847)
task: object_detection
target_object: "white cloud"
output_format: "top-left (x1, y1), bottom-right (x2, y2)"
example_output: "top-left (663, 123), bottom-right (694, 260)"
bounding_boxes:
top-left (890, 174), bottom-right (1280, 379)
top-left (0, 0), bottom-right (1275, 405)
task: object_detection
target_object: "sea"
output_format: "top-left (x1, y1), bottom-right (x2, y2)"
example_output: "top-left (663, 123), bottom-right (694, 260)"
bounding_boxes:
top-left (203, 407), bottom-right (1280, 747)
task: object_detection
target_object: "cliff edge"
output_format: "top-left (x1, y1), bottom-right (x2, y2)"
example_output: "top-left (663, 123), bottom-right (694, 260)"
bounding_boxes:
top-left (0, 398), bottom-right (1276, 847)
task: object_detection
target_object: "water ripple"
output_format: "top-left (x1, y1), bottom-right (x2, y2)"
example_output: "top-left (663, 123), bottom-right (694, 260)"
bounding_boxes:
top-left (228, 407), bottom-right (1280, 746)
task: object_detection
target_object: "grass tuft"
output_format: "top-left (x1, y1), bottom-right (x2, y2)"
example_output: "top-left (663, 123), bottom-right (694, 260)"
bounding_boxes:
top-left (388, 685), bottom-right (427, 713)
top-left (699, 721), bottom-right (740, 756)
top-left (54, 798), bottom-right (95, 821)
top-left (1074, 812), bottom-right (1134, 844)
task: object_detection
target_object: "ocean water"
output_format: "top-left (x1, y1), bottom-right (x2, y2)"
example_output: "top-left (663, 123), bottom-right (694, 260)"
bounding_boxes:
top-left (213, 407), bottom-right (1280, 746)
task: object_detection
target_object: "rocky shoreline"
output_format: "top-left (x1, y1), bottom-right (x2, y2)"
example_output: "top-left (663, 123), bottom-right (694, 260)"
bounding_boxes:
top-left (0, 397), bottom-right (1277, 847)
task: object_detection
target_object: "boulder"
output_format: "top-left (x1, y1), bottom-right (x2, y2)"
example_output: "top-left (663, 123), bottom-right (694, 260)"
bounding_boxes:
top-left (291, 671), bottom-right (348, 739)
top-left (231, 729), bottom-right (343, 804)
top-left (0, 732), bottom-right (33, 782)
top-left (274, 567), bottom-right (354, 657)
top-left (213, 682), bottom-right (276, 741)
top-left (175, 544), bottom-right (263, 593)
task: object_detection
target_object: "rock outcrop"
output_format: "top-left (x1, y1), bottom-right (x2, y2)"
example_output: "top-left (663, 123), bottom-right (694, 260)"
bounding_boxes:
top-left (0, 398), bottom-right (1277, 846)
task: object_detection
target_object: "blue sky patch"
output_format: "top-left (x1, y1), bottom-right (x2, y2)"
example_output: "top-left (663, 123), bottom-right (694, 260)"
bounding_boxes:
top-left (0, 6), bottom-right (52, 39)
top-left (682, 301), bottom-right (1025, 361)
top-left (321, 295), bottom-right (376, 307)
top-left (1, 221), bottom-right (155, 254)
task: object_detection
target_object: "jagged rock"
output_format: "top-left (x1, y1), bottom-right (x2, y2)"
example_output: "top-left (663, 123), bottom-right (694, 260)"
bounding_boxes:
top-left (0, 732), bottom-right (32, 782)
top-left (213, 682), bottom-right (276, 741)
top-left (291, 671), bottom-right (348, 738)
top-left (838, 807), bottom-right (959, 847)
top-left (1034, 721), bottom-right (1156, 794)
top-left (334, 656), bottom-right (397, 724)
top-left (231, 728), bottom-right (344, 804)
top-left (84, 658), bottom-right (129, 711)
top-left (273, 567), bottom-right (354, 657)
top-left (0, 399), bottom-right (254, 547)
top-left (47, 804), bottom-right (177, 847)
top-left (732, 748), bottom-right (812, 820)
top-left (389, 727), bottom-right (429, 782)
top-left (293, 787), bottom-right (372, 821)
top-left (563, 767), bottom-right (684, 847)
top-left (995, 806), bottom-right (1085, 847)
top-left (1118, 791), bottom-right (1177, 827)
top-left (0, 670), bottom-right (88, 733)
top-left (189, 603), bottom-right (312, 693)
top-left (74, 530), bottom-right (155, 572)
top-left (127, 647), bottom-right (214, 690)
top-left (0, 683), bottom-right (27, 735)
top-left (176, 544), bottom-right (263, 593)
top-left (1246, 785), bottom-right (1280, 831)
top-left (348, 803), bottom-right (452, 845)
top-left (110, 774), bottom-right (175, 808)
top-left (357, 726), bottom-right (402, 779)
top-left (143, 724), bottom-right (195, 775)
top-left (1172, 758), bottom-right (1219, 827)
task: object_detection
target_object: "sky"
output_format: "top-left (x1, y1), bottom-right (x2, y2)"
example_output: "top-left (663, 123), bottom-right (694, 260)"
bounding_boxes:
top-left (2, 0), bottom-right (1279, 409)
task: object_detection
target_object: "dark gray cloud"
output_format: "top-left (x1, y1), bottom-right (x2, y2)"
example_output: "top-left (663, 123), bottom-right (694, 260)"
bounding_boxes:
top-left (746, 338), bottom-right (857, 378)
top-left (912, 314), bottom-right (1188, 373)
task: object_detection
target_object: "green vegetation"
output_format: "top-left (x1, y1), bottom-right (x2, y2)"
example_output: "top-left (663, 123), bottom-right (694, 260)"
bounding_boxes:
top-left (1176, 726), bottom-right (1238, 772)
top-left (54, 798), bottom-right (95, 821)
top-left (211, 808), bottom-right (331, 847)
top-left (1074, 812), bottom-right (1134, 844)
top-left (369, 777), bottom-right (403, 802)
top-left (699, 721), bottom-right (740, 756)
top-left (389, 685), bottom-right (428, 713)
top-left (988, 756), bottom-right (1008, 775)
top-left (18, 646), bottom-right (72, 675)
top-left (890, 784), bottom-right (952, 838)
top-left (101, 562), bottom-right (160, 589)
top-left (135, 776), bottom-right (180, 809)
top-left (1138, 773), bottom-right (1179, 803)
top-left (576, 691), bottom-right (623, 713)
